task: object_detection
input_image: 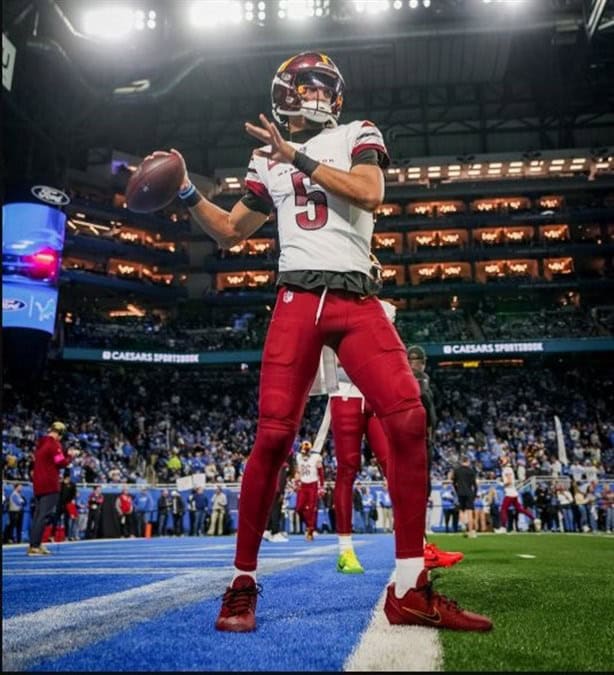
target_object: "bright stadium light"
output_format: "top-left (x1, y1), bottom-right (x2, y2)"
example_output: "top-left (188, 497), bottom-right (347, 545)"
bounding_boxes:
top-left (82, 7), bottom-right (135, 40)
top-left (352, 0), bottom-right (390, 15)
top-left (278, 0), bottom-right (313, 21)
top-left (189, 0), bottom-right (243, 28)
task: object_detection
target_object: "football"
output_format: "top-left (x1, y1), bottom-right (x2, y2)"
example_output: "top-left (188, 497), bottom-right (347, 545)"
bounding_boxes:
top-left (125, 153), bottom-right (185, 213)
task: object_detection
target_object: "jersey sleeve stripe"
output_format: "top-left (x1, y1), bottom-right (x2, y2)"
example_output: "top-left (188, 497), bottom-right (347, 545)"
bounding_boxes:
top-left (351, 143), bottom-right (390, 168)
top-left (352, 142), bottom-right (387, 156)
top-left (355, 130), bottom-right (383, 142)
top-left (244, 179), bottom-right (274, 206)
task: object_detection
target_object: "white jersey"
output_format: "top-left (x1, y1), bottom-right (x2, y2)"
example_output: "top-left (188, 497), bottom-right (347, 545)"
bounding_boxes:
top-left (296, 452), bottom-right (322, 484)
top-left (245, 120), bottom-right (388, 274)
top-left (502, 466), bottom-right (518, 497)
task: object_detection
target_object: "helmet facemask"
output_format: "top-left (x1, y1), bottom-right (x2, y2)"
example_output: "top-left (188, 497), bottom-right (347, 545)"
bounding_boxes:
top-left (272, 53), bottom-right (345, 129)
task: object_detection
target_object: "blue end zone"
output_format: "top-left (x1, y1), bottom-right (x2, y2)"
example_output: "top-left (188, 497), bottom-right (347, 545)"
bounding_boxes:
top-left (3, 535), bottom-right (396, 671)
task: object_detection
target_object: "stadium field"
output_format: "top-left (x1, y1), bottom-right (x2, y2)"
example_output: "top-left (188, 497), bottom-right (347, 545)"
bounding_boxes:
top-left (2, 532), bottom-right (612, 672)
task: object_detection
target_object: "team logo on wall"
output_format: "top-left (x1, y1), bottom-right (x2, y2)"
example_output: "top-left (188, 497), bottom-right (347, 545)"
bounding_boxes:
top-left (3, 298), bottom-right (26, 311)
top-left (31, 185), bottom-right (71, 206)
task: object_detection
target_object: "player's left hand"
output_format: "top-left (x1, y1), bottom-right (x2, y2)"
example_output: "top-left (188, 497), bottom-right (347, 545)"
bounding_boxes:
top-left (245, 114), bottom-right (296, 164)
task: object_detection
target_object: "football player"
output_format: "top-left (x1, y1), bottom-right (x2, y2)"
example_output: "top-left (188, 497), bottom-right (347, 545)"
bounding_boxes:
top-left (311, 315), bottom-right (463, 574)
top-left (294, 441), bottom-right (325, 541)
top-left (152, 51), bottom-right (492, 633)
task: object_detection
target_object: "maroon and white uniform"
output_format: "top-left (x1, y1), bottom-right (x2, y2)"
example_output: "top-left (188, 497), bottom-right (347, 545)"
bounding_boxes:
top-left (500, 464), bottom-right (535, 528)
top-left (295, 451), bottom-right (324, 533)
top-left (246, 121), bottom-right (385, 274)
top-left (233, 119), bottom-right (426, 572)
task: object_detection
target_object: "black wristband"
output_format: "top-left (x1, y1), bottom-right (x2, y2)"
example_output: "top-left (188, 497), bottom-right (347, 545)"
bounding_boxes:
top-left (292, 151), bottom-right (320, 177)
top-left (178, 182), bottom-right (203, 208)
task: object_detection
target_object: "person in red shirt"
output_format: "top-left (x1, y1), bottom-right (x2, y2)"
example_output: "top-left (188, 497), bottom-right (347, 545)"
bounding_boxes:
top-left (27, 422), bottom-right (80, 556)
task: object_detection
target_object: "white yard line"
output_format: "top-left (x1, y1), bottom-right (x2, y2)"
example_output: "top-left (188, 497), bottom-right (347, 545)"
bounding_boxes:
top-left (343, 574), bottom-right (443, 672)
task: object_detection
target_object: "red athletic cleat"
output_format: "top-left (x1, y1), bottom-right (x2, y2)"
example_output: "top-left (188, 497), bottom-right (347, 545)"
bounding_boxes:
top-left (424, 542), bottom-right (464, 569)
top-left (215, 575), bottom-right (261, 632)
top-left (384, 570), bottom-right (492, 632)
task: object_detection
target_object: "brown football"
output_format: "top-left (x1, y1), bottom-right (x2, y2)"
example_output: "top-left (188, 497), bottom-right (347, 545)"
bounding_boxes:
top-left (125, 153), bottom-right (185, 213)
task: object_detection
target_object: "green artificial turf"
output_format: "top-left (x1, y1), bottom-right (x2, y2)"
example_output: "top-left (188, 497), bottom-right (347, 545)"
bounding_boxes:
top-left (428, 533), bottom-right (614, 672)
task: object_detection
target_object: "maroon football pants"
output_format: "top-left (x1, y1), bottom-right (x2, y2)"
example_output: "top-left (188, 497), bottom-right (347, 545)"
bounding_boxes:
top-left (330, 396), bottom-right (390, 535)
top-left (295, 482), bottom-right (319, 532)
top-left (500, 496), bottom-right (535, 528)
top-left (234, 287), bottom-right (426, 571)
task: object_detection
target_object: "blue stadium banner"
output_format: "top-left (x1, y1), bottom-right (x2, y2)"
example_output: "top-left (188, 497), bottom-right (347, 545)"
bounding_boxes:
top-left (61, 348), bottom-right (263, 365)
top-left (60, 338), bottom-right (614, 365)
top-left (433, 338), bottom-right (614, 357)
top-left (2, 202), bottom-right (66, 335)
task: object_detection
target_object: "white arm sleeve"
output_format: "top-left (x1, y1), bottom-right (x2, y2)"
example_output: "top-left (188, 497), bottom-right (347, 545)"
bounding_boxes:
top-left (312, 399), bottom-right (332, 455)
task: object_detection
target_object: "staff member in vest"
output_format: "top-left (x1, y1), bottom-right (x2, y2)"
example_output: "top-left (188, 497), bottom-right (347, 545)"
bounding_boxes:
top-left (27, 422), bottom-right (80, 556)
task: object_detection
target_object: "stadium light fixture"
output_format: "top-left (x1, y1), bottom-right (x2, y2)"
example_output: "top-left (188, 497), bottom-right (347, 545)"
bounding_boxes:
top-left (189, 0), bottom-right (243, 28)
top-left (277, 0), bottom-right (329, 21)
top-left (352, 0), bottom-right (391, 15)
top-left (82, 7), bottom-right (136, 40)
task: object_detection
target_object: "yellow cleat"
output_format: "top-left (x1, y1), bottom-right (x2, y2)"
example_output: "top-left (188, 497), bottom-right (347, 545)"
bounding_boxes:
top-left (337, 549), bottom-right (365, 574)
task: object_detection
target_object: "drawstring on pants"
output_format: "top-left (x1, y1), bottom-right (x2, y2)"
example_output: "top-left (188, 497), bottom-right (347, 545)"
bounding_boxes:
top-left (315, 286), bottom-right (328, 325)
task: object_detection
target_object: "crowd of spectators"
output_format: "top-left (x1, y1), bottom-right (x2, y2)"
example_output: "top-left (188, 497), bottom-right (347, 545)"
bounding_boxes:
top-left (2, 360), bottom-right (613, 494)
top-left (477, 307), bottom-right (607, 340)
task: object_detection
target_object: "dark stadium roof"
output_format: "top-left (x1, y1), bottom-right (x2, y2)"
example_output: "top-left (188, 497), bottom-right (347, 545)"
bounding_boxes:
top-left (3, 0), bottom-right (614, 182)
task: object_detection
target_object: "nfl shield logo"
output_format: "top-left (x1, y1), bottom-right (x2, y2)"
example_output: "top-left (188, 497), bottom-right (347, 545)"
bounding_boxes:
top-left (283, 290), bottom-right (294, 304)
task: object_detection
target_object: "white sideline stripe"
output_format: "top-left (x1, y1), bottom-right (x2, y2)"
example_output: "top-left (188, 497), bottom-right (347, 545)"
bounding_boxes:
top-left (3, 553), bottom-right (293, 565)
top-left (3, 566), bottom-right (235, 576)
top-left (2, 546), bottom-right (335, 672)
top-left (343, 574), bottom-right (442, 672)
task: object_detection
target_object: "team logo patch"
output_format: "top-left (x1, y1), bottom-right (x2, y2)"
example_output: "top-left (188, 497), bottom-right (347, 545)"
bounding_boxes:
top-left (283, 290), bottom-right (294, 304)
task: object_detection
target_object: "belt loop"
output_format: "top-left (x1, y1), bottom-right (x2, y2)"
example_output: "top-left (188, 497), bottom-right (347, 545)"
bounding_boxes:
top-left (315, 286), bottom-right (328, 325)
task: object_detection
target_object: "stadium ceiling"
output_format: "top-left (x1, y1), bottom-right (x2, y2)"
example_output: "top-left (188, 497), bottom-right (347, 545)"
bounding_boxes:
top-left (3, 0), bottom-right (614, 182)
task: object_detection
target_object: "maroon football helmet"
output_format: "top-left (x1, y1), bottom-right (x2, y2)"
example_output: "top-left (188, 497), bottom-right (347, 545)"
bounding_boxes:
top-left (271, 52), bottom-right (345, 128)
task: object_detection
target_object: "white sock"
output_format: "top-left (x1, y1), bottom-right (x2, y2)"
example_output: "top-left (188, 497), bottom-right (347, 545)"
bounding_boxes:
top-left (338, 535), bottom-right (353, 553)
top-left (232, 568), bottom-right (257, 584)
top-left (394, 557), bottom-right (425, 598)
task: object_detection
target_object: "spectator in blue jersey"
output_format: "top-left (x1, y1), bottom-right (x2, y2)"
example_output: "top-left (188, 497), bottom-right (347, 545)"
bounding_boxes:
top-left (440, 482), bottom-right (459, 533)
top-left (193, 486), bottom-right (209, 536)
top-left (4, 484), bottom-right (26, 543)
top-left (134, 487), bottom-right (154, 537)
